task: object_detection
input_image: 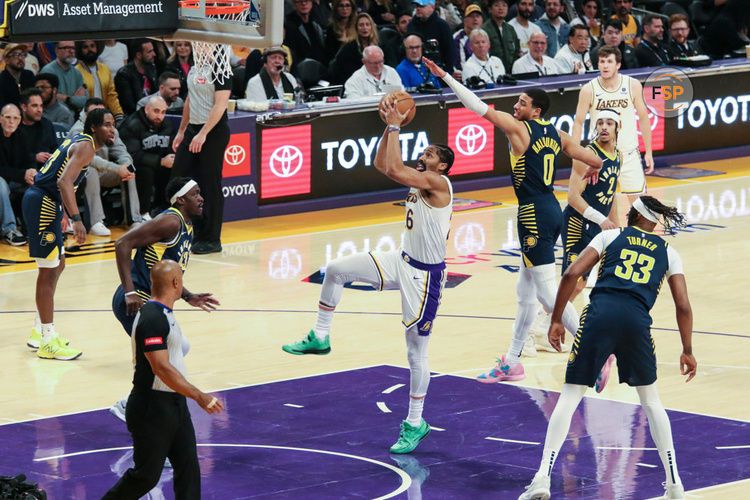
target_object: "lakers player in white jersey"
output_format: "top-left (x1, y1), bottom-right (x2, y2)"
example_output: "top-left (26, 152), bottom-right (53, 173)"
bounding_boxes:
top-left (572, 45), bottom-right (653, 203)
top-left (282, 96), bottom-right (454, 455)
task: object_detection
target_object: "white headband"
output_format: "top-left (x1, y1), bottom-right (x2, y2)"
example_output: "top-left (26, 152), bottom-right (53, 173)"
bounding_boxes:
top-left (597, 109), bottom-right (621, 127)
top-left (170, 180), bottom-right (198, 205)
top-left (633, 197), bottom-right (659, 223)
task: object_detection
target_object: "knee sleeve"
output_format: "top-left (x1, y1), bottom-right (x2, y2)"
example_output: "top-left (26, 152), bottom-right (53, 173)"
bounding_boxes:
top-left (516, 264), bottom-right (537, 305)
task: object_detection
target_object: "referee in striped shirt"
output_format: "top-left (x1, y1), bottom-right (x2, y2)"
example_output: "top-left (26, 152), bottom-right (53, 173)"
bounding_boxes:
top-left (103, 260), bottom-right (223, 499)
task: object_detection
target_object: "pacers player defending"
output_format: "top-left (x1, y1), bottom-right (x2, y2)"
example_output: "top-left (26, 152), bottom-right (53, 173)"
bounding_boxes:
top-left (423, 57), bottom-right (603, 383)
top-left (519, 196), bottom-right (696, 500)
top-left (110, 177), bottom-right (219, 421)
top-left (282, 97), bottom-right (454, 455)
top-left (572, 46), bottom-right (653, 208)
top-left (23, 108), bottom-right (116, 360)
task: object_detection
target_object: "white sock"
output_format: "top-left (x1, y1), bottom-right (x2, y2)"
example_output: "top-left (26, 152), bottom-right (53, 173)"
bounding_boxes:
top-left (313, 302), bottom-right (334, 340)
top-left (34, 313), bottom-right (41, 332)
top-left (537, 384), bottom-right (587, 477)
top-left (507, 264), bottom-right (537, 365)
top-left (406, 327), bottom-right (430, 426)
top-left (41, 323), bottom-right (55, 344)
top-left (636, 384), bottom-right (682, 486)
top-left (407, 395), bottom-right (426, 427)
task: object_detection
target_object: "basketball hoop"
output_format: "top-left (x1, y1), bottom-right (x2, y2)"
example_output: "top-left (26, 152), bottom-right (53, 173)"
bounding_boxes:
top-left (178, 0), bottom-right (252, 85)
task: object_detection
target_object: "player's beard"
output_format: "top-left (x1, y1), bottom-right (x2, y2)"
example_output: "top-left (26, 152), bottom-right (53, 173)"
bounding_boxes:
top-left (416, 160), bottom-right (426, 172)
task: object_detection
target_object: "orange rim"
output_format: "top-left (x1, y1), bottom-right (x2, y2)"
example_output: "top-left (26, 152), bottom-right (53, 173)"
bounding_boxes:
top-left (179, 0), bottom-right (250, 14)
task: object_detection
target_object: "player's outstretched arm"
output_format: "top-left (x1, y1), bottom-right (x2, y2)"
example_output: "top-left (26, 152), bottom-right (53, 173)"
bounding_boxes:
top-left (560, 130), bottom-right (603, 179)
top-left (569, 158), bottom-right (617, 230)
top-left (668, 273), bottom-right (697, 382)
top-left (571, 83), bottom-right (593, 144)
top-left (631, 79), bottom-right (654, 173)
top-left (57, 141), bottom-right (96, 245)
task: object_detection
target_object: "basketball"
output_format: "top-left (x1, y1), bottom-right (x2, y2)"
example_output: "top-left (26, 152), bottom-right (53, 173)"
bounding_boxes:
top-left (379, 91), bottom-right (416, 126)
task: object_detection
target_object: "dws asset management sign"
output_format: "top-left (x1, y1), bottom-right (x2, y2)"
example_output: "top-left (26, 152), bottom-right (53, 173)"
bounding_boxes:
top-left (9, 0), bottom-right (178, 40)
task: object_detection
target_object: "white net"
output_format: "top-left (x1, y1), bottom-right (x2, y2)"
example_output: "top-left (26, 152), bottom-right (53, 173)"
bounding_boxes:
top-left (181, 0), bottom-right (252, 85)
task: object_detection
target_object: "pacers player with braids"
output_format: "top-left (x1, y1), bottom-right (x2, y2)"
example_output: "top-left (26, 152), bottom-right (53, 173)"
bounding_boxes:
top-left (23, 108), bottom-right (116, 360)
top-left (282, 96), bottom-right (454, 455)
top-left (519, 196), bottom-right (696, 500)
top-left (422, 57), bottom-right (603, 383)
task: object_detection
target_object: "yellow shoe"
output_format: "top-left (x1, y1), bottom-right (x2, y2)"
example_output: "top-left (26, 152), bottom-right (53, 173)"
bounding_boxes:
top-left (28, 328), bottom-right (70, 350)
top-left (37, 337), bottom-right (82, 361)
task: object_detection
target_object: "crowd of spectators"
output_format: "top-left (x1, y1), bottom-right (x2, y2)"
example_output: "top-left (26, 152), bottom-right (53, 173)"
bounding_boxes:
top-left (0, 0), bottom-right (748, 246)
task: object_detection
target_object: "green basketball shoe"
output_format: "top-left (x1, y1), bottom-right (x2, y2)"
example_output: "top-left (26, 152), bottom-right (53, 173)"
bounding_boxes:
top-left (282, 330), bottom-right (331, 355)
top-left (390, 419), bottom-right (431, 454)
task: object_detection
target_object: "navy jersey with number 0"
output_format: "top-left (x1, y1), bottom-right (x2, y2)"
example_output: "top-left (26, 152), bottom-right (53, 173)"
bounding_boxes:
top-left (581, 142), bottom-right (620, 216)
top-left (131, 208), bottom-right (193, 301)
top-left (511, 119), bottom-right (561, 204)
top-left (33, 133), bottom-right (94, 202)
top-left (592, 227), bottom-right (670, 310)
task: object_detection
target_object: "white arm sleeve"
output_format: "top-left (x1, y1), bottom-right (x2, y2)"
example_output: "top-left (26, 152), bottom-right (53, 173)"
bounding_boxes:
top-left (586, 228), bottom-right (620, 255)
top-left (441, 73), bottom-right (489, 117)
top-left (666, 245), bottom-right (683, 277)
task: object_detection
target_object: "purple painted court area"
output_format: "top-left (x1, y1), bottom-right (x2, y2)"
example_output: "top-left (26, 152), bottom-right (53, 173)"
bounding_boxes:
top-left (2, 366), bottom-right (749, 499)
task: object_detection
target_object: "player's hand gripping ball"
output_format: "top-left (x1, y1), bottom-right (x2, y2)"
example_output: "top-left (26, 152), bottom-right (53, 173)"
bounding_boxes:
top-left (379, 90), bottom-right (416, 126)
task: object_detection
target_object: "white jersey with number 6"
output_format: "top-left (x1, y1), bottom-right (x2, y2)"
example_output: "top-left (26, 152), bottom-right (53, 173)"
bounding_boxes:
top-left (402, 176), bottom-right (453, 265)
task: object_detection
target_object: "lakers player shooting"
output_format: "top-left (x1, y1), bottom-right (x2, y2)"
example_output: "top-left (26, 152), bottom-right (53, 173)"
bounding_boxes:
top-left (423, 56), bottom-right (603, 384)
top-left (518, 196), bottom-right (695, 500)
top-left (23, 108), bottom-right (115, 361)
top-left (572, 45), bottom-right (653, 203)
top-left (282, 96), bottom-right (454, 455)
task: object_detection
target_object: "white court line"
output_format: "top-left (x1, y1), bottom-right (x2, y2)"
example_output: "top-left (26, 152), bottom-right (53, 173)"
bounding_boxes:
top-left (431, 426), bottom-right (446, 432)
top-left (190, 257), bottom-right (240, 267)
top-left (284, 403), bottom-right (304, 408)
top-left (377, 402), bottom-right (391, 413)
top-left (485, 437), bottom-right (540, 445)
top-left (597, 446), bottom-right (656, 451)
top-left (715, 445), bottom-right (750, 450)
top-left (636, 462), bottom-right (658, 468)
top-left (382, 383), bottom-right (404, 394)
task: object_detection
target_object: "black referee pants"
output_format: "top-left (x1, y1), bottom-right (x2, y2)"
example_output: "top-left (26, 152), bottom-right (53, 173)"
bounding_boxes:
top-left (102, 389), bottom-right (200, 500)
top-left (172, 117), bottom-right (230, 243)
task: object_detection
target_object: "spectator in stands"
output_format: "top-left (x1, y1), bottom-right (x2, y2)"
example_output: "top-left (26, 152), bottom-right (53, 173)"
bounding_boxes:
top-left (666, 14), bottom-right (702, 59)
top-left (246, 47), bottom-right (299, 101)
top-left (397, 11), bottom-right (413, 36)
top-left (508, 0), bottom-right (544, 55)
top-left (40, 41), bottom-right (88, 112)
top-left (325, 0), bottom-right (358, 63)
top-left (0, 104), bottom-right (31, 245)
top-left (69, 98), bottom-right (139, 236)
top-left (396, 34), bottom-right (442, 89)
top-left (483, 0), bottom-right (521, 72)
top-left (76, 40), bottom-right (125, 121)
top-left (407, 0), bottom-right (456, 73)
top-left (369, 0), bottom-right (397, 26)
top-left (330, 13), bottom-right (381, 84)
top-left (701, 0), bottom-right (750, 59)
top-left (115, 39), bottom-right (158, 115)
top-left (591, 18), bottom-right (639, 69)
top-left (537, 0), bottom-right (570, 57)
top-left (35, 73), bottom-right (74, 128)
top-left (0, 44), bottom-right (36, 110)
top-left (611, 0), bottom-right (640, 47)
top-left (344, 45), bottom-right (404, 98)
top-left (554, 24), bottom-right (593, 73)
top-left (437, 0), bottom-right (463, 31)
top-left (164, 41), bottom-right (193, 100)
top-left (462, 28), bottom-right (506, 85)
top-left (453, 4), bottom-right (485, 80)
top-left (570, 0), bottom-right (602, 45)
top-left (285, 0), bottom-right (327, 70)
top-left (312, 0), bottom-right (333, 27)
top-left (137, 72), bottom-right (184, 113)
top-left (18, 89), bottom-right (57, 170)
top-left (118, 96), bottom-right (175, 219)
top-left (512, 32), bottom-right (560, 74)
top-left (100, 40), bottom-right (129, 76)
top-left (635, 14), bottom-right (670, 67)
top-left (22, 43), bottom-right (40, 75)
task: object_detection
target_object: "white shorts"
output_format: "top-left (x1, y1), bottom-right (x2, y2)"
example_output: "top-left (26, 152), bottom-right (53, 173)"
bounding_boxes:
top-left (618, 148), bottom-right (646, 195)
top-left (370, 250), bottom-right (446, 335)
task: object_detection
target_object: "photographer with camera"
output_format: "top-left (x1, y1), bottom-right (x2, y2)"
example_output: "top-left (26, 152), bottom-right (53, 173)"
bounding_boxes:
top-left (461, 28), bottom-right (506, 87)
top-left (396, 34), bottom-right (442, 91)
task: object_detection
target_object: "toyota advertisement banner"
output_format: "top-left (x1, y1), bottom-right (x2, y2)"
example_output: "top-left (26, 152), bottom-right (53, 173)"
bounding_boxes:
top-left (221, 117), bottom-right (258, 222)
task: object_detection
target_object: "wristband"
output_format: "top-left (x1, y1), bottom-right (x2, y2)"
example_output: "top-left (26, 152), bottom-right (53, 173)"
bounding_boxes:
top-left (70, 214), bottom-right (82, 222)
top-left (124, 291), bottom-right (138, 296)
top-left (583, 206), bottom-right (607, 225)
top-left (387, 125), bottom-right (400, 133)
top-left (207, 397), bottom-right (218, 409)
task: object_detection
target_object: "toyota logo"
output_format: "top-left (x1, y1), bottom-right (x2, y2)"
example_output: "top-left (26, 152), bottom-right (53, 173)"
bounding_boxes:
top-left (637, 105), bottom-right (660, 136)
top-left (455, 125), bottom-right (486, 156)
top-left (269, 145), bottom-right (303, 178)
top-left (224, 144), bottom-right (246, 166)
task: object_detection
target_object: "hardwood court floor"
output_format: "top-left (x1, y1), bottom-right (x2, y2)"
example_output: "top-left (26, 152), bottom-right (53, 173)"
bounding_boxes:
top-left (0, 157), bottom-right (749, 497)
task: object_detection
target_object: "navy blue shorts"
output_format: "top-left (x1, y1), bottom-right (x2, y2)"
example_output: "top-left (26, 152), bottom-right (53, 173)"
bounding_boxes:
top-left (22, 186), bottom-right (63, 261)
top-left (565, 293), bottom-right (657, 387)
top-left (517, 199), bottom-right (562, 267)
top-left (112, 285), bottom-right (149, 336)
top-left (561, 207), bottom-right (602, 277)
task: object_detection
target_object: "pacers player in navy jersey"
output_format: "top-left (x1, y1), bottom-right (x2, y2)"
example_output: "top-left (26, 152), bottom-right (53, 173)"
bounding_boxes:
top-left (423, 57), bottom-right (604, 383)
top-left (519, 196), bottom-right (696, 500)
top-left (282, 97), bottom-right (454, 455)
top-left (23, 108), bottom-right (116, 360)
top-left (109, 177), bottom-right (219, 422)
